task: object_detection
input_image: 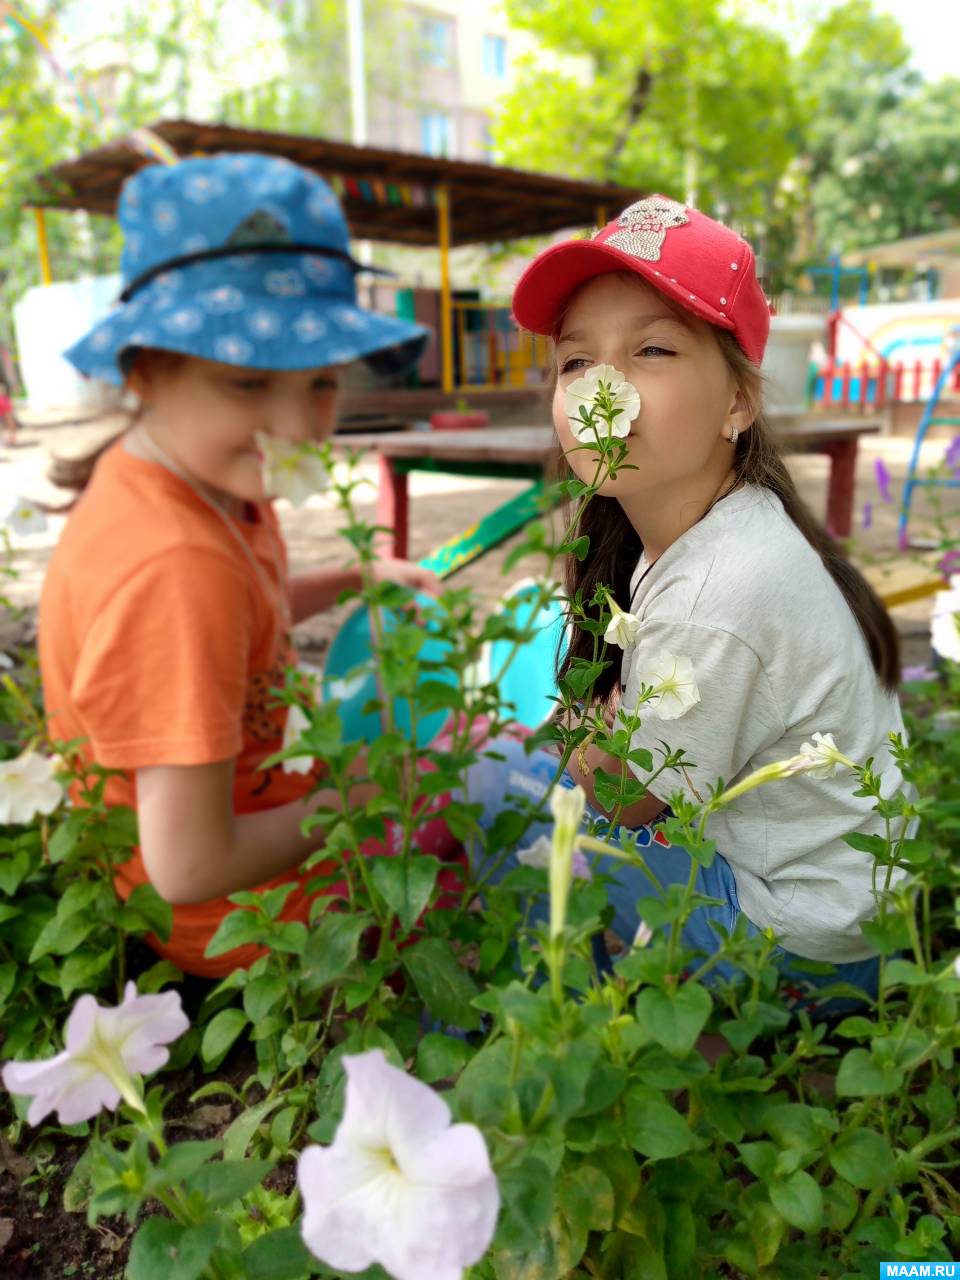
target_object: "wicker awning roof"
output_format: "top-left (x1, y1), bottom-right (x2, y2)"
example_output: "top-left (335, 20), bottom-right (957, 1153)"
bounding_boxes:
top-left (28, 119), bottom-right (640, 247)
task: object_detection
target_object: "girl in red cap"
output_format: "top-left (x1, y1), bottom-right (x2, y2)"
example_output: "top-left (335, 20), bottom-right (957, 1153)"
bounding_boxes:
top-left (468, 197), bottom-right (907, 1019)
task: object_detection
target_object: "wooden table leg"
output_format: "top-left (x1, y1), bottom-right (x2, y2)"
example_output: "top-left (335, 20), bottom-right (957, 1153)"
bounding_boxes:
top-left (376, 454), bottom-right (409, 558)
top-left (823, 438), bottom-right (858, 538)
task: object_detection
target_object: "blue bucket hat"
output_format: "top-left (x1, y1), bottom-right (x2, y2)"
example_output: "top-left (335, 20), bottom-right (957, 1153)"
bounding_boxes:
top-left (65, 152), bottom-right (429, 383)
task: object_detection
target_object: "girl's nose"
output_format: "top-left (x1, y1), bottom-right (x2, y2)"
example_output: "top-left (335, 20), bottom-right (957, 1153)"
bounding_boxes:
top-left (269, 405), bottom-right (315, 445)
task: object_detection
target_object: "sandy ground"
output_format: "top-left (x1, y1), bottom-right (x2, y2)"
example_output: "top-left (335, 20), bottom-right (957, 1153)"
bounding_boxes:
top-left (2, 412), bottom-right (957, 672)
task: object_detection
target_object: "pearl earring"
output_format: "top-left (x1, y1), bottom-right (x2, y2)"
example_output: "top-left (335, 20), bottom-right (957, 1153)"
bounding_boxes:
top-left (729, 426), bottom-right (739, 445)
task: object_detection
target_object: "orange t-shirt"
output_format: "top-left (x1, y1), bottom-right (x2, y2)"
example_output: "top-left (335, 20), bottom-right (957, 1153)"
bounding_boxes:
top-left (39, 440), bottom-right (324, 977)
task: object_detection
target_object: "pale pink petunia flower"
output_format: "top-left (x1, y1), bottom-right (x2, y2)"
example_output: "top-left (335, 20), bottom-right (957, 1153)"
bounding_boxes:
top-left (298, 1049), bottom-right (499, 1280)
top-left (2, 983), bottom-right (189, 1125)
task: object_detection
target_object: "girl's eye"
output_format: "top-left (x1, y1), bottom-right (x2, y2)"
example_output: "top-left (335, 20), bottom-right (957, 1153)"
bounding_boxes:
top-left (559, 357), bottom-right (591, 374)
top-left (313, 378), bottom-right (338, 392)
top-left (231, 378), bottom-right (267, 391)
top-left (637, 345), bottom-right (675, 358)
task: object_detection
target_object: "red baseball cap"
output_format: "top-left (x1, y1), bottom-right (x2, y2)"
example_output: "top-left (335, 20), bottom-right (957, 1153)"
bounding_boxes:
top-left (512, 195), bottom-right (772, 365)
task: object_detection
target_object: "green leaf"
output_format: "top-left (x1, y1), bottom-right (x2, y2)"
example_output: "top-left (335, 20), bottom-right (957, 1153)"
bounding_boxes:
top-left (493, 1156), bottom-right (555, 1252)
top-left (121, 883), bottom-right (174, 942)
top-left (204, 908), bottom-right (266, 959)
top-left (416, 1032), bottom-right (474, 1083)
top-left (859, 911), bottom-right (911, 956)
top-left (769, 1169), bottom-right (823, 1233)
top-left (737, 1140), bottom-right (778, 1180)
top-left (186, 1158), bottom-right (273, 1209)
top-left (128, 1218), bottom-right (220, 1280)
top-left (822, 1178), bottom-right (859, 1230)
top-left (28, 910), bottom-right (97, 963)
top-left (558, 1163), bottom-right (614, 1234)
top-left (634, 982), bottom-right (712, 1057)
top-left (565, 660), bottom-right (607, 699)
top-left (223, 1095), bottom-right (287, 1161)
top-left (243, 975), bottom-right (286, 1023)
top-left (403, 937), bottom-right (480, 1031)
top-left (829, 1128), bottom-right (896, 1190)
top-left (155, 1140), bottom-right (222, 1185)
top-left (243, 1226), bottom-right (320, 1280)
top-left (835, 1047), bottom-right (903, 1097)
top-left (370, 854), bottom-right (440, 933)
top-left (623, 1084), bottom-right (695, 1160)
top-left (200, 1008), bottom-right (249, 1068)
top-left (59, 946), bottom-right (114, 1000)
top-left (302, 911), bottom-right (370, 989)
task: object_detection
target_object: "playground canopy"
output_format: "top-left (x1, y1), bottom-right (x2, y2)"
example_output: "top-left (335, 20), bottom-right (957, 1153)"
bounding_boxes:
top-left (843, 227), bottom-right (960, 272)
top-left (27, 119), bottom-right (639, 392)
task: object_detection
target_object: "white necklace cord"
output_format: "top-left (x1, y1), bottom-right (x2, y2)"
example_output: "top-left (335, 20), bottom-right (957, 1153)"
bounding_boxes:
top-left (131, 424), bottom-right (292, 630)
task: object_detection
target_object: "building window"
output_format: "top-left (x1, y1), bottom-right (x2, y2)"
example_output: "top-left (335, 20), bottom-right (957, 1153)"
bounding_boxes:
top-left (420, 15), bottom-right (453, 68)
top-left (482, 34), bottom-right (507, 78)
top-left (420, 112), bottom-right (453, 157)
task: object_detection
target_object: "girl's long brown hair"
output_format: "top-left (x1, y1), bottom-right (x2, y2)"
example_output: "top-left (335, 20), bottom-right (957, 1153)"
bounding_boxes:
top-left (559, 326), bottom-right (901, 697)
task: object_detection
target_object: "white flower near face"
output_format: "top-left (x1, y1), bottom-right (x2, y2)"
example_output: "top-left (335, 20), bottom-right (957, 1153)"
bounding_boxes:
top-left (0, 653), bottom-right (12, 669)
top-left (630, 650), bottom-right (700, 721)
top-left (265, 269), bottom-right (306, 297)
top-left (282, 701), bottom-right (313, 776)
top-left (517, 832), bottom-right (592, 881)
top-left (256, 433), bottom-right (329, 507)
top-left (954, 954), bottom-right (960, 981)
top-left (0, 750), bottom-right (63, 825)
top-left (2, 982), bottom-right (189, 1125)
top-left (248, 309), bottom-right (282, 339)
top-left (5, 497), bottom-right (48, 537)
top-left (604, 593), bottom-right (642, 650)
top-left (298, 1049), bottom-right (499, 1280)
top-left (931, 579), bottom-right (960, 662)
top-left (214, 335), bottom-right (254, 364)
top-left (564, 364), bottom-right (641, 443)
top-left (293, 311), bottom-right (329, 343)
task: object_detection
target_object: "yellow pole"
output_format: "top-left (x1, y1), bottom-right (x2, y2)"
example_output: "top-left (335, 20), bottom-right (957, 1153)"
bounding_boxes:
top-left (437, 184), bottom-right (454, 394)
top-left (596, 205), bottom-right (608, 229)
top-left (33, 208), bottom-right (53, 286)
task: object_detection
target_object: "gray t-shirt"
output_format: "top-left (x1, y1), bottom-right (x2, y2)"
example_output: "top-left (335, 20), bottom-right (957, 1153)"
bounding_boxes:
top-left (620, 483), bottom-right (908, 963)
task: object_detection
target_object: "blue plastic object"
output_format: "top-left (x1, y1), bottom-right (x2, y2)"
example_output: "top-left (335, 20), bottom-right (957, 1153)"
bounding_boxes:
top-left (898, 341), bottom-right (960, 548)
top-left (322, 592), bottom-right (458, 746)
top-left (487, 581), bottom-right (569, 729)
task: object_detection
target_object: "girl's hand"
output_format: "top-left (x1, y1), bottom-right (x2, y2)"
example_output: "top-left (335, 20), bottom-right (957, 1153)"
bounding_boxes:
top-left (371, 556), bottom-right (440, 596)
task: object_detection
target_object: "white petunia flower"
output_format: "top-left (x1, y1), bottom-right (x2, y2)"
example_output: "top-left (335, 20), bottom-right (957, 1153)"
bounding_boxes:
top-left (282, 701), bottom-right (313, 776)
top-left (564, 364), bottom-right (640, 443)
top-left (548, 784), bottom-right (587, 939)
top-left (5, 497), bottom-right (48, 537)
top-left (604, 593), bottom-right (642, 650)
top-left (517, 832), bottom-right (592, 881)
top-left (632, 919), bottom-right (654, 948)
top-left (0, 750), bottom-right (63, 824)
top-left (715, 731), bottom-right (857, 809)
top-left (931, 579), bottom-right (960, 662)
top-left (630, 650), bottom-right (700, 721)
top-left (297, 1049), bottom-right (499, 1280)
top-left (256, 434), bottom-right (330, 507)
top-left (790, 731), bottom-right (857, 779)
top-left (2, 982), bottom-right (189, 1125)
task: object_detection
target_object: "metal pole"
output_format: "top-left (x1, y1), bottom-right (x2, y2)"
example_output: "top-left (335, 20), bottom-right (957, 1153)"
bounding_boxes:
top-left (33, 209), bottom-right (53, 286)
top-left (346, 0), bottom-right (367, 146)
top-left (437, 185), bottom-right (454, 394)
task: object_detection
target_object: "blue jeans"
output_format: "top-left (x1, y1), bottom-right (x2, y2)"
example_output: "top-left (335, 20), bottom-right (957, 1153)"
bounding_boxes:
top-left (464, 737), bottom-right (882, 1021)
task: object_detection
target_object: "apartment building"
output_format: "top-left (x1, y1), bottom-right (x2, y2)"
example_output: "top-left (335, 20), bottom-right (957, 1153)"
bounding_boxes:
top-left (367, 0), bottom-right (583, 163)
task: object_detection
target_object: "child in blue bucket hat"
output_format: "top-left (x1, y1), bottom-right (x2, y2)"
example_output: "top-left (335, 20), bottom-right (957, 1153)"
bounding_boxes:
top-left (39, 152), bottom-right (461, 978)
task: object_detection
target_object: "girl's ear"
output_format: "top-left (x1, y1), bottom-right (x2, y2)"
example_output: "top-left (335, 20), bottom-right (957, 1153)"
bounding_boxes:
top-left (724, 385), bottom-right (753, 441)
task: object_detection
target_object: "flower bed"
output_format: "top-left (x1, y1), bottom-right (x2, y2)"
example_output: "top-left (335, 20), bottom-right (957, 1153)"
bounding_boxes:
top-left (2, 405), bottom-right (959, 1280)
